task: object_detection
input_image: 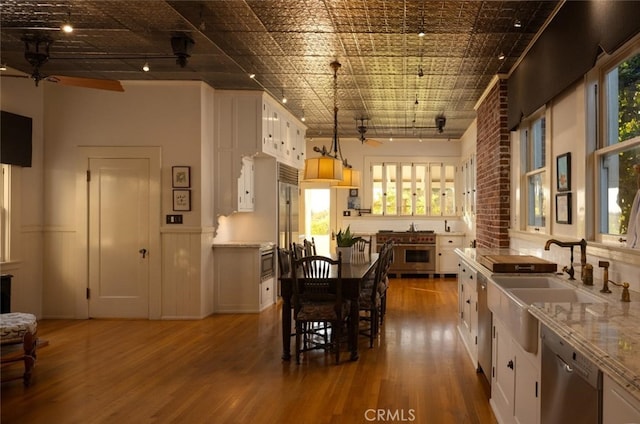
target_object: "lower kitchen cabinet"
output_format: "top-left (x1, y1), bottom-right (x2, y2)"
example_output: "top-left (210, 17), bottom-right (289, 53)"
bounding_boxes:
top-left (491, 316), bottom-right (540, 424)
top-left (457, 257), bottom-right (478, 367)
top-left (437, 233), bottom-right (464, 274)
top-left (603, 372), bottom-right (640, 424)
top-left (213, 244), bottom-right (275, 313)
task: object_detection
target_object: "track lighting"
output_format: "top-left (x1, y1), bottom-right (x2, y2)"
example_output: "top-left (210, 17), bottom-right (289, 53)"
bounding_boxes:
top-left (514, 19), bottom-right (522, 28)
top-left (61, 12), bottom-right (73, 33)
top-left (142, 61), bottom-right (150, 72)
top-left (248, 73), bottom-right (256, 79)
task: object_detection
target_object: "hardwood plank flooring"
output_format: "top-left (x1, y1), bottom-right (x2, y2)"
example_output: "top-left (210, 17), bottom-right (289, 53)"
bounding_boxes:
top-left (1, 277), bottom-right (496, 424)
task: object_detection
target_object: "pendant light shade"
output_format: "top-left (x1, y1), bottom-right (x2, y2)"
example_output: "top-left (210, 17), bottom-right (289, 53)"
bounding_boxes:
top-left (303, 156), bottom-right (343, 182)
top-left (335, 167), bottom-right (361, 188)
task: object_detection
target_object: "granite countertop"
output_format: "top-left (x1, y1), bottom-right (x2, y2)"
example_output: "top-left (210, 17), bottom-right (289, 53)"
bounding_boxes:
top-left (212, 241), bottom-right (275, 248)
top-left (455, 247), bottom-right (640, 401)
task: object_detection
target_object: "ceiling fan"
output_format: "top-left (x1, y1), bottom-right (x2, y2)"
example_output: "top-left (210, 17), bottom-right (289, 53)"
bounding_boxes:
top-left (1, 35), bottom-right (125, 92)
top-left (357, 118), bottom-right (382, 147)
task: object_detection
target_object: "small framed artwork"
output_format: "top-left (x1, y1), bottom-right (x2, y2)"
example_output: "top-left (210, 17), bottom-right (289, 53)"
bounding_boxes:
top-left (556, 153), bottom-right (571, 192)
top-left (556, 193), bottom-right (572, 224)
top-left (172, 166), bottom-right (191, 188)
top-left (173, 189), bottom-right (191, 211)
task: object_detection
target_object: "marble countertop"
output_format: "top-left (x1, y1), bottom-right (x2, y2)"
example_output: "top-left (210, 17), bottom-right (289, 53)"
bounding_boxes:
top-left (455, 247), bottom-right (640, 401)
top-left (212, 241), bottom-right (275, 248)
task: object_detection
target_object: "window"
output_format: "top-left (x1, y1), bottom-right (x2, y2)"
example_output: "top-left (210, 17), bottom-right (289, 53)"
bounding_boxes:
top-left (522, 115), bottom-right (547, 229)
top-left (596, 49), bottom-right (640, 242)
top-left (0, 164), bottom-right (9, 262)
top-left (370, 161), bottom-right (456, 216)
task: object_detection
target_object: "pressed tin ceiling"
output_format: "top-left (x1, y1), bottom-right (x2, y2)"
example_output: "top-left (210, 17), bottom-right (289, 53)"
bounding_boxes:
top-left (0, 0), bottom-right (560, 140)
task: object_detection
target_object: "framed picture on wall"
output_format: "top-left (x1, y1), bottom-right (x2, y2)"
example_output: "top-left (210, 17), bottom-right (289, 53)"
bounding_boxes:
top-left (556, 153), bottom-right (571, 192)
top-left (172, 166), bottom-right (191, 188)
top-left (173, 189), bottom-right (191, 211)
top-left (556, 193), bottom-right (572, 224)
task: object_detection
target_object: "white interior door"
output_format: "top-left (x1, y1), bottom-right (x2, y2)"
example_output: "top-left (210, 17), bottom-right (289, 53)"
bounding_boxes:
top-left (88, 157), bottom-right (150, 318)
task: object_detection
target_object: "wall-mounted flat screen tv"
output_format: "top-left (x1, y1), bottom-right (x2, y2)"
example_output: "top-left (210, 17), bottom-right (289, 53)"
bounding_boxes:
top-left (1, 110), bottom-right (32, 167)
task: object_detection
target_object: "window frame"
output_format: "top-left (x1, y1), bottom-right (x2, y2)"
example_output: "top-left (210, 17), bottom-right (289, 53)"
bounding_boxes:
top-left (520, 109), bottom-right (550, 233)
top-left (367, 158), bottom-right (458, 217)
top-left (0, 164), bottom-right (11, 263)
top-left (592, 40), bottom-right (640, 245)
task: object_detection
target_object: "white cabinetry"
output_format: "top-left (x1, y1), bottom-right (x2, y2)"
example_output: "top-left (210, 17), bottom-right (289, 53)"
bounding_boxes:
top-left (437, 234), bottom-right (463, 274)
top-left (214, 90), bottom-right (306, 217)
top-left (603, 373), bottom-right (640, 424)
top-left (491, 316), bottom-right (540, 424)
top-left (213, 245), bottom-right (275, 313)
top-left (237, 156), bottom-right (254, 212)
top-left (457, 257), bottom-right (478, 367)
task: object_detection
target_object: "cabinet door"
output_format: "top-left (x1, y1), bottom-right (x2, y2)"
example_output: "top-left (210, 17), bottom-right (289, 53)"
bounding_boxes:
top-left (437, 235), bottom-right (463, 273)
top-left (238, 157), bottom-right (254, 212)
top-left (514, 348), bottom-right (540, 424)
top-left (492, 318), bottom-right (515, 422)
top-left (603, 373), bottom-right (640, 424)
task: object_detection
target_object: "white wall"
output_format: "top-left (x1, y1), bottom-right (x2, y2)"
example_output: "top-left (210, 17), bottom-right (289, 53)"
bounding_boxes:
top-left (0, 74), bottom-right (45, 316)
top-left (2, 78), bottom-right (217, 319)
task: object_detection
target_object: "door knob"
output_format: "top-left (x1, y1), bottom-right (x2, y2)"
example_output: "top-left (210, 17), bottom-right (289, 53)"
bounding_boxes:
top-left (139, 248), bottom-right (147, 258)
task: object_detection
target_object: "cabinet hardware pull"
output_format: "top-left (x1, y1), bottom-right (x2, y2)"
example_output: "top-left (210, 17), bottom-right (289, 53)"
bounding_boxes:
top-left (507, 360), bottom-right (514, 369)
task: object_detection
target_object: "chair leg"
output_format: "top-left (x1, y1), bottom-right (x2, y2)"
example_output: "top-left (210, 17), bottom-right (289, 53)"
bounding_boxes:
top-left (295, 321), bottom-right (302, 364)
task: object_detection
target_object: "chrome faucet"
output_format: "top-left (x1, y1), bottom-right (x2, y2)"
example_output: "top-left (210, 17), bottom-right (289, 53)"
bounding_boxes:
top-left (544, 238), bottom-right (588, 282)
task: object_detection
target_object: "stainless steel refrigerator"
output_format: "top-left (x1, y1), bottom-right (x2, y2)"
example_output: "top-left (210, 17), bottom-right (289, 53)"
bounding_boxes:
top-left (278, 163), bottom-right (299, 251)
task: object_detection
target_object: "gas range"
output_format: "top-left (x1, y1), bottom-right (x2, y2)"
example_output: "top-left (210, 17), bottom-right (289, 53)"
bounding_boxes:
top-left (376, 231), bottom-right (436, 245)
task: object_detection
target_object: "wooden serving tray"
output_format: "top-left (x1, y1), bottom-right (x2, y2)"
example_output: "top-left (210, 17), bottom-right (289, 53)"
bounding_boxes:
top-left (478, 254), bottom-right (557, 273)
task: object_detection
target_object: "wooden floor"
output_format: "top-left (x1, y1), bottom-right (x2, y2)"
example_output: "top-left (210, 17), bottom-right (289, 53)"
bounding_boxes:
top-left (1, 277), bottom-right (496, 424)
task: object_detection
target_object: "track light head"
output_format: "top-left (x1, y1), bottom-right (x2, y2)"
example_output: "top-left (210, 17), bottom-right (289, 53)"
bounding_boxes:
top-left (171, 33), bottom-right (195, 68)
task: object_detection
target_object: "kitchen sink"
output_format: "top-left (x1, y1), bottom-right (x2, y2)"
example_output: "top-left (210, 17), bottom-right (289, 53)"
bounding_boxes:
top-left (508, 288), bottom-right (606, 305)
top-left (491, 275), bottom-right (569, 289)
top-left (487, 274), bottom-right (607, 353)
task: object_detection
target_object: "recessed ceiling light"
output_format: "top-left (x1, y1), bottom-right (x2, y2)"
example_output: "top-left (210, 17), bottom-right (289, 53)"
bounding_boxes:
top-left (61, 23), bottom-right (73, 33)
top-left (142, 61), bottom-right (150, 72)
top-left (0, 64), bottom-right (7, 71)
top-left (301, 116), bottom-right (306, 122)
top-left (514, 19), bottom-right (522, 28)
top-left (498, 52), bottom-right (506, 60)
top-left (248, 73), bottom-right (256, 79)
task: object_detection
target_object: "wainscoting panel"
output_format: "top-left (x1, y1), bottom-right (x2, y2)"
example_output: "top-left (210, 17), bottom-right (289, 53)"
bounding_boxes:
top-left (161, 228), bottom-right (213, 319)
top-left (42, 228), bottom-right (79, 318)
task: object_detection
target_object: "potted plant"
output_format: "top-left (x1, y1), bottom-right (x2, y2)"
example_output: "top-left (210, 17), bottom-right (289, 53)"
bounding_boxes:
top-left (335, 226), bottom-right (362, 263)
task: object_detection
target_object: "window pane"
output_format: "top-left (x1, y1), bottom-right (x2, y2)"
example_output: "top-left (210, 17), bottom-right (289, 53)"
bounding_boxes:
top-left (400, 164), bottom-right (412, 215)
top-left (527, 173), bottom-right (546, 227)
top-left (528, 117), bottom-right (546, 171)
top-left (443, 165), bottom-right (456, 215)
top-left (385, 164), bottom-right (397, 215)
top-left (431, 164), bottom-right (442, 216)
top-left (599, 146), bottom-right (640, 235)
top-left (415, 165), bottom-right (427, 215)
top-left (605, 52), bottom-right (640, 146)
top-left (371, 164), bottom-right (383, 215)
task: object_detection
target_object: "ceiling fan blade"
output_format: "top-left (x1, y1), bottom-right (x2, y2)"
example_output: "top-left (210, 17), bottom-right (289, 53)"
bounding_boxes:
top-left (365, 138), bottom-right (382, 147)
top-left (46, 75), bottom-right (125, 92)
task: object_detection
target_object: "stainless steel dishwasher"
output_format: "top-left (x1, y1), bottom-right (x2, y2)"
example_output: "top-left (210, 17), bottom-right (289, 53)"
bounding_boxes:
top-left (541, 325), bottom-right (602, 424)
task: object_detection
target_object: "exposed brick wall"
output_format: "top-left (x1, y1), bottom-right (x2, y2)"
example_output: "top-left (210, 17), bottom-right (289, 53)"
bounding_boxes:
top-left (476, 79), bottom-right (510, 249)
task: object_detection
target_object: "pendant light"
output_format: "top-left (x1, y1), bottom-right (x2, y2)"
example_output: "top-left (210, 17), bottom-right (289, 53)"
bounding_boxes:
top-left (303, 61), bottom-right (344, 182)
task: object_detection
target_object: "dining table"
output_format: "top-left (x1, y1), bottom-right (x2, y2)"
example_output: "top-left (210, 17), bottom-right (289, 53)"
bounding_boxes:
top-left (280, 252), bottom-right (379, 362)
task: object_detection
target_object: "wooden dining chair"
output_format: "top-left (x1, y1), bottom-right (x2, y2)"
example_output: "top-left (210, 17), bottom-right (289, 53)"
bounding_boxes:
top-left (291, 254), bottom-right (348, 364)
top-left (290, 242), bottom-right (305, 260)
top-left (303, 237), bottom-right (317, 256)
top-left (353, 237), bottom-right (372, 256)
top-left (358, 242), bottom-right (391, 347)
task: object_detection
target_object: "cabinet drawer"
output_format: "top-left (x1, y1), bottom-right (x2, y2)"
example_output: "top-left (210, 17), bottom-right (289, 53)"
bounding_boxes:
top-left (260, 277), bottom-right (275, 310)
top-left (438, 235), bottom-right (463, 247)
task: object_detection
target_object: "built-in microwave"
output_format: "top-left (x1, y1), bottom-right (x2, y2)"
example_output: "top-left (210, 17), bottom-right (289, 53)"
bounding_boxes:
top-left (260, 246), bottom-right (275, 281)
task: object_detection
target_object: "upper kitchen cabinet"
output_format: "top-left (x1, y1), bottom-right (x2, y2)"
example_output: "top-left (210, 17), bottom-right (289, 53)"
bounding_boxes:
top-left (214, 90), bottom-right (306, 216)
